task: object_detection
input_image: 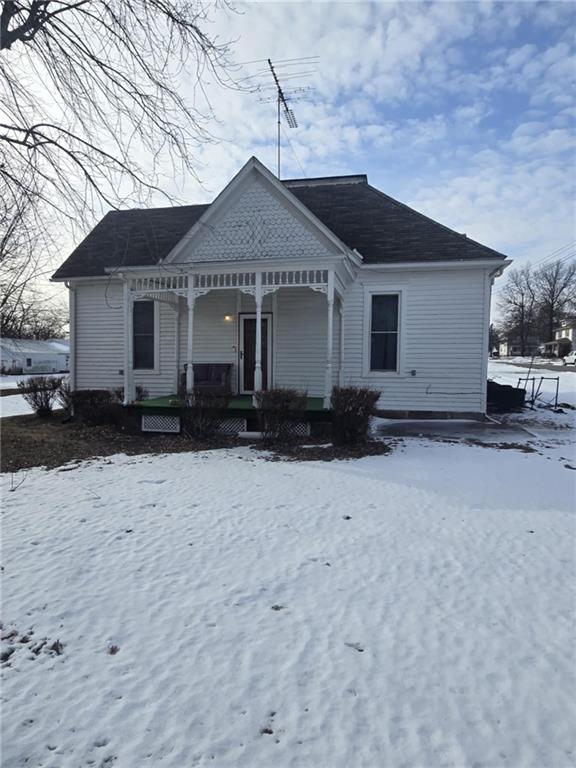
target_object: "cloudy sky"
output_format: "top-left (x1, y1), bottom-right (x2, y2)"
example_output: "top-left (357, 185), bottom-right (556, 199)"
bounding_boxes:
top-left (169, 0), bottom-right (575, 271)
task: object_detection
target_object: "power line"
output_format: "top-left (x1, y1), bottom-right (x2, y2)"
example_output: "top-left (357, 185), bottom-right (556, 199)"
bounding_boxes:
top-left (492, 241), bottom-right (576, 295)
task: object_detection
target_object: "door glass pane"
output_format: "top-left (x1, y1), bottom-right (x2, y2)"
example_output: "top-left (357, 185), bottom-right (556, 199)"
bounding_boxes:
top-left (243, 319), bottom-right (255, 391)
top-left (372, 295), bottom-right (398, 332)
top-left (242, 317), bottom-right (269, 391)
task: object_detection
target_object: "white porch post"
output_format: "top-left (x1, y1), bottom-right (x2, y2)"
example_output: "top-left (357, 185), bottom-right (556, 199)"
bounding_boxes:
top-left (324, 271), bottom-right (335, 409)
top-left (123, 281), bottom-right (134, 405)
top-left (253, 272), bottom-right (263, 396)
top-left (186, 286), bottom-right (195, 396)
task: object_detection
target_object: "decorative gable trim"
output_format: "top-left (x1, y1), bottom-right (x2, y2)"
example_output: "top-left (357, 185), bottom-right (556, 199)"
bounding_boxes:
top-left (162, 156), bottom-right (355, 265)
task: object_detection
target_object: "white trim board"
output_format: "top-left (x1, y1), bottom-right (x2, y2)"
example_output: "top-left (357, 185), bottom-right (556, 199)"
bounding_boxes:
top-left (362, 286), bottom-right (407, 378)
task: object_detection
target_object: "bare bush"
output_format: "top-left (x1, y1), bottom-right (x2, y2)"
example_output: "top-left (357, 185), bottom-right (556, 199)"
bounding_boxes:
top-left (331, 386), bottom-right (380, 446)
top-left (17, 375), bottom-right (62, 417)
top-left (181, 391), bottom-right (230, 440)
top-left (254, 388), bottom-right (307, 447)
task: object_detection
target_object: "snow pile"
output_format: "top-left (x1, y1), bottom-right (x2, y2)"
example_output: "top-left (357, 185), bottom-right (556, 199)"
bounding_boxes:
top-left (2, 445), bottom-right (575, 768)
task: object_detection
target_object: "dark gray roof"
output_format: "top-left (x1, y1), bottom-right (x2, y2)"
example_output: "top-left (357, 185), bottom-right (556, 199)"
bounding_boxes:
top-left (53, 204), bottom-right (209, 280)
top-left (52, 178), bottom-right (506, 279)
top-left (287, 180), bottom-right (506, 264)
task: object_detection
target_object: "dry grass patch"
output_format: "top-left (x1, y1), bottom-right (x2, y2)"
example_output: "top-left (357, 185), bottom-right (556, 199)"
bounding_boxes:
top-left (1, 413), bottom-right (239, 473)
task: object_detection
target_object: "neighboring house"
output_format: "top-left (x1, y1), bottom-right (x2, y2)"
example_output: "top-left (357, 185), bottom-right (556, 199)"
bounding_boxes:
top-left (0, 338), bottom-right (70, 374)
top-left (52, 157), bottom-right (510, 418)
top-left (498, 337), bottom-right (542, 357)
top-left (543, 319), bottom-right (576, 357)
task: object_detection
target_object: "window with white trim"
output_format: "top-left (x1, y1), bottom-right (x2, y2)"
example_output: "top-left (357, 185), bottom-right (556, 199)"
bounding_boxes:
top-left (370, 294), bottom-right (399, 371)
top-left (133, 301), bottom-right (155, 370)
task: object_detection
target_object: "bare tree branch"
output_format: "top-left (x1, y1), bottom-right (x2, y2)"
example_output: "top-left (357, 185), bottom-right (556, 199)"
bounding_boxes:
top-left (0, 0), bottom-right (239, 234)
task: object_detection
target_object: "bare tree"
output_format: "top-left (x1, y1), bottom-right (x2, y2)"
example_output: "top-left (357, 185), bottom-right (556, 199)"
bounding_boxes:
top-left (0, 181), bottom-right (68, 338)
top-left (0, 1), bottom-right (236, 230)
top-left (1, 183), bottom-right (43, 333)
top-left (533, 259), bottom-right (576, 342)
top-left (498, 265), bottom-right (537, 356)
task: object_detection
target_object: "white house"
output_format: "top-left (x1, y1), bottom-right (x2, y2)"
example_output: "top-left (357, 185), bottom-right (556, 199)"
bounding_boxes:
top-left (52, 157), bottom-right (509, 420)
top-left (498, 336), bottom-right (542, 358)
top-left (543, 319), bottom-right (576, 357)
top-left (0, 338), bottom-right (70, 374)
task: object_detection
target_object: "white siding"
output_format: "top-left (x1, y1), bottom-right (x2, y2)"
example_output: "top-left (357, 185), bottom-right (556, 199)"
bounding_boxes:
top-left (176, 288), bottom-right (335, 397)
top-left (274, 287), bottom-right (339, 396)
top-left (75, 281), bottom-right (177, 397)
top-left (342, 267), bottom-right (490, 413)
top-left (74, 267), bottom-right (490, 412)
top-left (177, 290), bottom-right (240, 389)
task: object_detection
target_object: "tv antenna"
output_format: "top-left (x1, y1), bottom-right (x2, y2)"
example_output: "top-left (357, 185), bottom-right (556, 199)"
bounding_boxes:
top-left (259, 58), bottom-right (314, 178)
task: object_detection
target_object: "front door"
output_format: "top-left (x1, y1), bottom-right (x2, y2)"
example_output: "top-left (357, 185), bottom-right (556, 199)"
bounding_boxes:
top-left (239, 314), bottom-right (271, 393)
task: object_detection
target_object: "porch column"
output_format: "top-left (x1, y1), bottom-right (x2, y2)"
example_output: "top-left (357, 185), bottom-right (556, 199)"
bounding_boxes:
top-left (123, 281), bottom-right (135, 405)
top-left (254, 272), bottom-right (263, 395)
top-left (324, 271), bottom-right (335, 409)
top-left (186, 287), bottom-right (195, 396)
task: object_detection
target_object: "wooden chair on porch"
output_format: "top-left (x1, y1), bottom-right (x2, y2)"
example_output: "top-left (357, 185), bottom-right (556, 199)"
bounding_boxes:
top-left (180, 363), bottom-right (232, 396)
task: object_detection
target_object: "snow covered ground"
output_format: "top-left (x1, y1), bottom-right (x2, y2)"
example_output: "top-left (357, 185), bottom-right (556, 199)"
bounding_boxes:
top-left (2, 440), bottom-right (575, 768)
top-left (488, 360), bottom-right (576, 444)
top-left (0, 373), bottom-right (67, 417)
top-left (0, 394), bottom-right (35, 417)
top-left (489, 360), bottom-right (576, 406)
top-left (0, 373), bottom-right (65, 391)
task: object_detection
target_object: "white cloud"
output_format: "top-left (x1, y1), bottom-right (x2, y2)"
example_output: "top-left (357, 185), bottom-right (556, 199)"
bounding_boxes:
top-left (38, 0), bottom-right (575, 307)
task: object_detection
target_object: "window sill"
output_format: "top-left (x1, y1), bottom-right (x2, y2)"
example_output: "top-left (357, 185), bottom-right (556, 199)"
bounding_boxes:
top-left (362, 369), bottom-right (405, 378)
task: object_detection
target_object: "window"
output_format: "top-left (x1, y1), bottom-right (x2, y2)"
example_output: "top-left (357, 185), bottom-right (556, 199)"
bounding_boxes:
top-left (26, 358), bottom-right (32, 367)
top-left (133, 301), bottom-right (155, 369)
top-left (370, 294), bottom-right (399, 371)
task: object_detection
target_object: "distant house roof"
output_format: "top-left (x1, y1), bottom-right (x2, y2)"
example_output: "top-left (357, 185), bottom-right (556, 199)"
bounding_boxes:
top-left (554, 318), bottom-right (576, 331)
top-left (52, 176), bottom-right (507, 280)
top-left (0, 338), bottom-right (70, 356)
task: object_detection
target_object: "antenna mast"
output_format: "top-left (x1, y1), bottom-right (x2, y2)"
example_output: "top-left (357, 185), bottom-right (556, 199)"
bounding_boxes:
top-left (267, 58), bottom-right (298, 179)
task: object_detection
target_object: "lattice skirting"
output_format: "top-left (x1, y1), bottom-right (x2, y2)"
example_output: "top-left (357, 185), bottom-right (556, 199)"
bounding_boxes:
top-left (286, 422), bottom-right (311, 437)
top-left (216, 417), bottom-right (247, 434)
top-left (141, 414), bottom-right (181, 433)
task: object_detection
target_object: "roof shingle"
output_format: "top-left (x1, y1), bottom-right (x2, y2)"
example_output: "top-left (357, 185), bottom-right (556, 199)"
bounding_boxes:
top-left (52, 178), bottom-right (505, 280)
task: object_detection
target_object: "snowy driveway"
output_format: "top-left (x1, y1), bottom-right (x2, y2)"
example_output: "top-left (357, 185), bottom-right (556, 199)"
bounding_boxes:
top-left (2, 443), bottom-right (575, 768)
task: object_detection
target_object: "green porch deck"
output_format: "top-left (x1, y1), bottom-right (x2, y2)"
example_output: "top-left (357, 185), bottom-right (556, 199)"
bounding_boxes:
top-left (136, 394), bottom-right (327, 412)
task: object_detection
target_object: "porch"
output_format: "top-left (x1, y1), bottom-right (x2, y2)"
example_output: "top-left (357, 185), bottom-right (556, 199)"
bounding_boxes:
top-left (134, 393), bottom-right (330, 435)
top-left (137, 394), bottom-right (326, 411)
top-left (118, 262), bottom-right (352, 409)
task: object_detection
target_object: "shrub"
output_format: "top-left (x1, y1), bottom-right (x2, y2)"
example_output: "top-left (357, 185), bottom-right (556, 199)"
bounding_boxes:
top-left (181, 391), bottom-right (230, 440)
top-left (113, 385), bottom-right (149, 403)
top-left (70, 389), bottom-right (120, 426)
top-left (56, 379), bottom-right (74, 415)
top-left (254, 388), bottom-right (307, 446)
top-left (331, 386), bottom-right (380, 446)
top-left (17, 376), bottom-right (62, 418)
